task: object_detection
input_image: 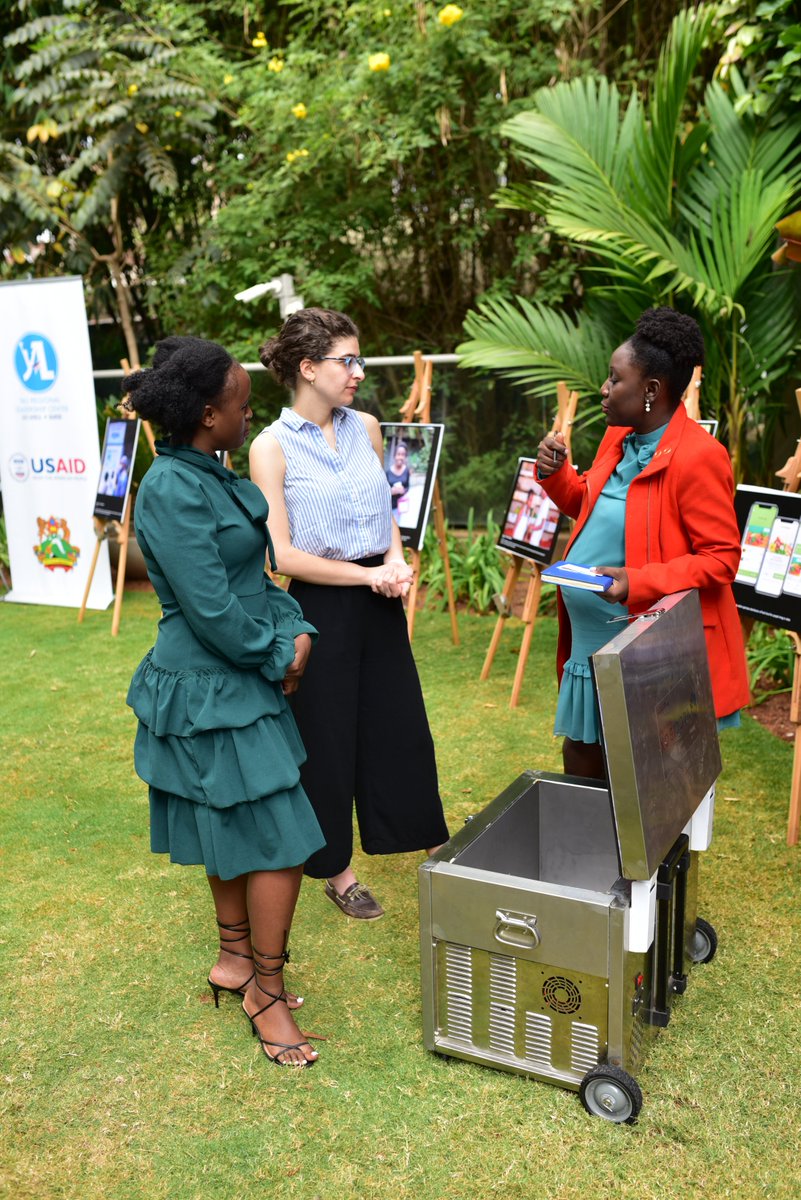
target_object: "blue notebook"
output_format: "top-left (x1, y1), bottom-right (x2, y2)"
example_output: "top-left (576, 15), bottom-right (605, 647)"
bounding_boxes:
top-left (540, 561), bottom-right (614, 591)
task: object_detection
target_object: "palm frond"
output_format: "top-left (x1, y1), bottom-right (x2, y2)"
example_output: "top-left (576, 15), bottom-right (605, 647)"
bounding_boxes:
top-left (457, 297), bottom-right (613, 398)
top-left (502, 77), bottom-right (641, 206)
top-left (494, 182), bottom-right (546, 213)
top-left (709, 79), bottom-right (801, 184)
top-left (685, 171), bottom-right (796, 305)
top-left (630, 4), bottom-right (716, 223)
top-left (738, 272), bottom-right (801, 396)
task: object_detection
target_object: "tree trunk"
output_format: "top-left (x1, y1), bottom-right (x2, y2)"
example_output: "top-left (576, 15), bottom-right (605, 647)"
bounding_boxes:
top-left (109, 193), bottom-right (141, 370)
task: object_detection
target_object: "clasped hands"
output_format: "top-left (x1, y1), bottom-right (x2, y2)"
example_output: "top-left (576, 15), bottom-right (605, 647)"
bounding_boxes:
top-left (369, 558), bottom-right (414, 599)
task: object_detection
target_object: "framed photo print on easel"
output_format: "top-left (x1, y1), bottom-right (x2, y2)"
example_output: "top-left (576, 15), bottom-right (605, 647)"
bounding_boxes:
top-left (380, 422), bottom-right (444, 551)
top-left (498, 457), bottom-right (564, 565)
top-left (79, 415), bottom-right (142, 636)
top-left (93, 416), bottom-right (141, 522)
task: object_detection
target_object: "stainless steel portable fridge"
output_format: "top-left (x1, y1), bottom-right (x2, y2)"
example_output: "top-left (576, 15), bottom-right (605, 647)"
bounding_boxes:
top-left (419, 590), bottom-right (720, 1123)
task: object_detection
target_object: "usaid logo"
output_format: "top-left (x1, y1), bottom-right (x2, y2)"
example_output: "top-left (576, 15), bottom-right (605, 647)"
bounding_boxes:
top-left (15, 332), bottom-right (58, 392)
top-left (6, 453), bottom-right (86, 481)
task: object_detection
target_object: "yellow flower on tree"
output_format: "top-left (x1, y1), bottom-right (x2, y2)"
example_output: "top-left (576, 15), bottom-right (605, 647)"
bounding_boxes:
top-left (127, 83), bottom-right (138, 96)
top-left (174, 109), bottom-right (183, 117)
top-left (291, 102), bottom-right (308, 119)
top-left (224, 73), bottom-right (234, 84)
top-left (438, 4), bottom-right (464, 26)
top-left (252, 31), bottom-right (267, 48)
top-left (368, 52), bottom-right (391, 72)
top-left (268, 57), bottom-right (285, 73)
top-left (286, 148), bottom-right (310, 164)
top-left (136, 122), bottom-right (149, 134)
top-left (26, 118), bottom-right (59, 144)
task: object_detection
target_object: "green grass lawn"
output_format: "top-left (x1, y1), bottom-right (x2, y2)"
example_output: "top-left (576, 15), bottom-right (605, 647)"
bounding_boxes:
top-left (1, 593), bottom-right (799, 1199)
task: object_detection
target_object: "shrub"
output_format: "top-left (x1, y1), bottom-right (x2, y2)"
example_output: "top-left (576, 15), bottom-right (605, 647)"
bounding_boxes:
top-left (745, 622), bottom-right (795, 702)
top-left (418, 510), bottom-right (506, 615)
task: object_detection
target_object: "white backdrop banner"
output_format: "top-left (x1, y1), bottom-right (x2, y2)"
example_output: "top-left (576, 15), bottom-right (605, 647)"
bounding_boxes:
top-left (0, 276), bottom-right (113, 609)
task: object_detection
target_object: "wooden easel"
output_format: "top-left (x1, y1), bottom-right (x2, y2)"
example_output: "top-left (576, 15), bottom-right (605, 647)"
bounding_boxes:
top-left (680, 365), bottom-right (703, 419)
top-left (481, 381), bottom-right (578, 708)
top-left (78, 358), bottom-right (156, 635)
top-left (77, 490), bottom-right (134, 637)
top-left (773, 385), bottom-right (801, 846)
top-left (399, 352), bottom-right (459, 645)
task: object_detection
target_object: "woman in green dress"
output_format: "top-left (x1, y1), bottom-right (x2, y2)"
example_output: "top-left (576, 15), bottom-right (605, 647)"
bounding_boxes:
top-left (124, 336), bottom-right (325, 1068)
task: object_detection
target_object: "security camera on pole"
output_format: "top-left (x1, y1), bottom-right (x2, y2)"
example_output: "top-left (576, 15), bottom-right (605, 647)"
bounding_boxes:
top-left (235, 274), bottom-right (304, 317)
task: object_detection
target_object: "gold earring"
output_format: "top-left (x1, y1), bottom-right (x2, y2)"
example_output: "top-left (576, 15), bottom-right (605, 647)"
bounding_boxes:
top-left (310, 376), bottom-right (316, 387)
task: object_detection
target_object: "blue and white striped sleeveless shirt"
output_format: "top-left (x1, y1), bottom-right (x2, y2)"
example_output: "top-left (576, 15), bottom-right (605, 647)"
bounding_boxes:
top-left (265, 407), bottom-right (393, 560)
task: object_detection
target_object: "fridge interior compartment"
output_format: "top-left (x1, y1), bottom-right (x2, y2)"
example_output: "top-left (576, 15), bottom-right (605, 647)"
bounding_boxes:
top-left (450, 775), bottom-right (622, 895)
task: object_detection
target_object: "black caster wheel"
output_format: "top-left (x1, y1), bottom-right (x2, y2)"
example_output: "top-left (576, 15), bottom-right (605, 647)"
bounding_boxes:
top-left (688, 916), bottom-right (718, 964)
top-left (580, 1064), bottom-right (643, 1124)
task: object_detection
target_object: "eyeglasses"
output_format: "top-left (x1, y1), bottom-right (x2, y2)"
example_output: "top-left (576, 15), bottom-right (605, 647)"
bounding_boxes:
top-left (317, 355), bottom-right (366, 373)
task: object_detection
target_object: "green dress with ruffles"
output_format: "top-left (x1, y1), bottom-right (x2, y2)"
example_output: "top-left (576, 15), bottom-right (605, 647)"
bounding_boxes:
top-left (126, 444), bottom-right (325, 880)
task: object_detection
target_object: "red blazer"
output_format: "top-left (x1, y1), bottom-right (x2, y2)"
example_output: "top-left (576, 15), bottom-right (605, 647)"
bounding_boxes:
top-left (539, 404), bottom-right (750, 718)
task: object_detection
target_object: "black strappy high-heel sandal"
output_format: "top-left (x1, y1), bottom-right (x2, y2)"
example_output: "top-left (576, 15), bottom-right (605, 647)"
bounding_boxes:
top-left (207, 917), bottom-right (255, 1008)
top-left (208, 919), bottom-right (305, 1010)
top-left (243, 943), bottom-right (319, 1068)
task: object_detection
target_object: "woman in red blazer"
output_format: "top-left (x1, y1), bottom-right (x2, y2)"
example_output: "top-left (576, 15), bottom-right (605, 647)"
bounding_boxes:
top-left (537, 307), bottom-right (749, 780)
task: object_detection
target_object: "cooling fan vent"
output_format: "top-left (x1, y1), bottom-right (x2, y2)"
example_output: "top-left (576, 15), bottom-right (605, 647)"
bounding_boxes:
top-left (542, 975), bottom-right (581, 1014)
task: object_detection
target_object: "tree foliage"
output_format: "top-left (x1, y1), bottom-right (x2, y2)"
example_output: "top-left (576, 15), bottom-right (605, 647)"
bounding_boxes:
top-left (1, 0), bottom-right (230, 362)
top-left (149, 0), bottom-right (627, 360)
top-left (0, 0), bottom-right (703, 366)
top-left (458, 5), bottom-right (801, 482)
top-left (718, 0), bottom-right (801, 113)
top-left (3, 1), bottom-right (800, 502)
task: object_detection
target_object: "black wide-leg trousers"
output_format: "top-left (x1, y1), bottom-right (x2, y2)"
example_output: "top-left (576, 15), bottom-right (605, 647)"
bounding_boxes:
top-left (288, 569), bottom-right (449, 880)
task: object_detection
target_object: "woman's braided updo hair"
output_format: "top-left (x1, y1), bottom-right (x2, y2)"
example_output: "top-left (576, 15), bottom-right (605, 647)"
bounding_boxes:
top-left (628, 307), bottom-right (705, 407)
top-left (259, 308), bottom-right (359, 388)
top-left (121, 336), bottom-right (235, 446)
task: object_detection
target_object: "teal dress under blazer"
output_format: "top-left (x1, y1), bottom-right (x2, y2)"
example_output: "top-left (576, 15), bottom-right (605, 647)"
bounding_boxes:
top-left (126, 444), bottom-right (325, 880)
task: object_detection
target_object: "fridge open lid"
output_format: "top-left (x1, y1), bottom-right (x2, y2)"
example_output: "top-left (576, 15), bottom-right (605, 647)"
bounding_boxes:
top-left (592, 589), bottom-right (721, 880)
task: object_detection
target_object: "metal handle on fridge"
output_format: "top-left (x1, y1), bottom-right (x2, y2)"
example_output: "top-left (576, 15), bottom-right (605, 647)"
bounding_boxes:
top-left (493, 909), bottom-right (541, 949)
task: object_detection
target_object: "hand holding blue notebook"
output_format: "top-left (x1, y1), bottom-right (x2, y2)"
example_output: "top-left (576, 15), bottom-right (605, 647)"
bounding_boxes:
top-left (540, 561), bottom-right (614, 591)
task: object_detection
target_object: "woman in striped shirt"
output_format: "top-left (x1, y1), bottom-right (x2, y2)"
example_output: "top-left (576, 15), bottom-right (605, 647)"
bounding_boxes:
top-left (250, 308), bottom-right (449, 921)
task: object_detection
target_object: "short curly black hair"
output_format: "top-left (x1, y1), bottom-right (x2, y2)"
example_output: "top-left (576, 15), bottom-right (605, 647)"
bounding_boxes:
top-left (121, 336), bottom-right (235, 445)
top-left (259, 308), bottom-right (359, 388)
top-left (627, 307), bottom-right (705, 406)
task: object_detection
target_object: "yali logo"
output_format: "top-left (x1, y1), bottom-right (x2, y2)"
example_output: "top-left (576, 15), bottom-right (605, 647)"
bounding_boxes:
top-left (15, 332), bottom-right (58, 392)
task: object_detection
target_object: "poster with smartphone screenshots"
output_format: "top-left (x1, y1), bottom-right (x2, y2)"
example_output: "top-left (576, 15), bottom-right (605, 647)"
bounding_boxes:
top-left (733, 485), bottom-right (801, 633)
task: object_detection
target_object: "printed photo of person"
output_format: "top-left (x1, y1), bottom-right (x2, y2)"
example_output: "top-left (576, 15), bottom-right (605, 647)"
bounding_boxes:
top-left (380, 423), bottom-right (444, 550)
top-left (385, 440), bottom-right (410, 517)
top-left (499, 459), bottom-right (563, 564)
